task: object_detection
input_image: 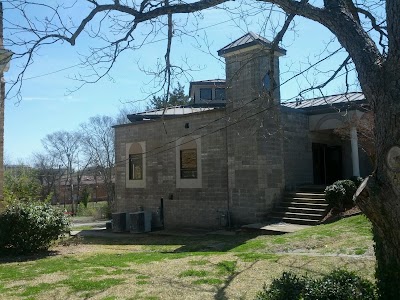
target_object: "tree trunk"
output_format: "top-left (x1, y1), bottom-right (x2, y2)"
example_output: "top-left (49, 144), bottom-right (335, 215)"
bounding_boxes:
top-left (356, 83), bottom-right (400, 298)
top-left (357, 176), bottom-right (400, 298)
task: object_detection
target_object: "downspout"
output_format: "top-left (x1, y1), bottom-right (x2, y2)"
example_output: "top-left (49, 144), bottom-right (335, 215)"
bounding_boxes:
top-left (225, 112), bottom-right (231, 228)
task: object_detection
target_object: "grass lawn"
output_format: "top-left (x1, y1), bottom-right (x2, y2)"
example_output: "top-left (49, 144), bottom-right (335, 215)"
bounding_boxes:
top-left (0, 215), bottom-right (375, 300)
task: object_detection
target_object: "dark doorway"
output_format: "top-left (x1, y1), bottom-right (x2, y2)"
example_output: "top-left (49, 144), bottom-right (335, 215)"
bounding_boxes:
top-left (312, 143), bottom-right (343, 185)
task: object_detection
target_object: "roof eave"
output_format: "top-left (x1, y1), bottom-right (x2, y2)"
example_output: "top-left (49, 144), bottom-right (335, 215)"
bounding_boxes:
top-left (218, 41), bottom-right (286, 57)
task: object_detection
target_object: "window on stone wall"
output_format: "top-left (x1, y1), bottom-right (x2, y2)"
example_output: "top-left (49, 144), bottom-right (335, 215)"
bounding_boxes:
top-left (129, 154), bottom-right (143, 180)
top-left (128, 143), bottom-right (143, 180)
top-left (180, 149), bottom-right (197, 178)
top-left (215, 88), bottom-right (226, 101)
top-left (200, 88), bottom-right (212, 100)
top-left (176, 137), bottom-right (201, 188)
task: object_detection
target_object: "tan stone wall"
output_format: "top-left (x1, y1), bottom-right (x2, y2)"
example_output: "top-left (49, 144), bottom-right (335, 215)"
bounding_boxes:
top-left (224, 47), bottom-right (285, 224)
top-left (115, 46), bottom-right (288, 228)
top-left (281, 107), bottom-right (313, 190)
top-left (115, 110), bottom-right (229, 229)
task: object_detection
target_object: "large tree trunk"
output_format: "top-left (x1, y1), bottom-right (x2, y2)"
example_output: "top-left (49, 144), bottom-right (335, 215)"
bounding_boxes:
top-left (357, 175), bottom-right (400, 299)
top-left (356, 81), bottom-right (400, 298)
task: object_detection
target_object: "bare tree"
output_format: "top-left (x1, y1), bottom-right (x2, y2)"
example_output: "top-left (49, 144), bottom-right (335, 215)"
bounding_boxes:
top-left (80, 115), bottom-right (115, 207)
top-left (32, 152), bottom-right (63, 202)
top-left (4, 0), bottom-right (400, 297)
top-left (42, 130), bottom-right (91, 214)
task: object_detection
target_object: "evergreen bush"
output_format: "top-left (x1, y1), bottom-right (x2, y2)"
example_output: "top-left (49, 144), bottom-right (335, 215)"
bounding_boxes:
top-left (255, 269), bottom-right (376, 300)
top-left (325, 184), bottom-right (346, 208)
top-left (0, 202), bottom-right (70, 254)
top-left (255, 272), bottom-right (305, 300)
top-left (325, 180), bottom-right (357, 209)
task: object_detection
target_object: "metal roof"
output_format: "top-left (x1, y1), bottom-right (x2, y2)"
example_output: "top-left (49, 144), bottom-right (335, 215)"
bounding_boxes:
top-left (127, 106), bottom-right (219, 122)
top-left (282, 92), bottom-right (367, 114)
top-left (125, 92), bottom-right (366, 123)
top-left (218, 32), bottom-right (286, 56)
top-left (190, 79), bottom-right (226, 85)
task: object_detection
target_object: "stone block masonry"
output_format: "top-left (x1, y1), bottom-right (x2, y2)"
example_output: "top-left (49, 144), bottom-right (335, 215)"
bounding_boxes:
top-left (115, 110), bottom-right (229, 229)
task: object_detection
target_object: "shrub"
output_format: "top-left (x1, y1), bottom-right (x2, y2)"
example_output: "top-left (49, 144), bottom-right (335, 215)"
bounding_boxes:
top-left (304, 269), bottom-right (376, 300)
top-left (350, 176), bottom-right (364, 187)
top-left (4, 167), bottom-right (43, 203)
top-left (0, 202), bottom-right (70, 254)
top-left (255, 272), bottom-right (305, 300)
top-left (325, 184), bottom-right (346, 208)
top-left (325, 180), bottom-right (357, 209)
top-left (338, 180), bottom-right (357, 205)
top-left (256, 269), bottom-right (376, 300)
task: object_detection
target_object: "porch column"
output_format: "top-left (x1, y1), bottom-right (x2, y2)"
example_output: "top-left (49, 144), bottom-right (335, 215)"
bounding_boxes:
top-left (350, 126), bottom-right (360, 177)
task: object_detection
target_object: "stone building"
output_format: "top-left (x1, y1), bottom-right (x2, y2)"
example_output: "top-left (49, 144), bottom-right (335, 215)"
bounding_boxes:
top-left (114, 32), bottom-right (371, 229)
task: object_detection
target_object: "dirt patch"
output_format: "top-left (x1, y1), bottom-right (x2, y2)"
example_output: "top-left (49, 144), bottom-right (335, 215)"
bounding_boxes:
top-left (321, 206), bottom-right (362, 224)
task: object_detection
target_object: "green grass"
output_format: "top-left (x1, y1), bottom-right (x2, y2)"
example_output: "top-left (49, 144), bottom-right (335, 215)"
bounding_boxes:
top-left (354, 247), bottom-right (368, 255)
top-left (231, 215), bottom-right (372, 255)
top-left (179, 269), bottom-right (210, 278)
top-left (188, 259), bottom-right (209, 265)
top-left (18, 283), bottom-right (54, 297)
top-left (216, 260), bottom-right (237, 275)
top-left (0, 215), bottom-right (374, 299)
top-left (235, 253), bottom-right (280, 262)
top-left (193, 278), bottom-right (224, 285)
top-left (62, 277), bottom-right (125, 292)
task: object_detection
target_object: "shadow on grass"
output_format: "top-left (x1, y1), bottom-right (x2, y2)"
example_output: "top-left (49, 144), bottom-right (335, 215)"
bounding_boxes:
top-left (70, 229), bottom-right (260, 253)
top-left (0, 250), bottom-right (59, 263)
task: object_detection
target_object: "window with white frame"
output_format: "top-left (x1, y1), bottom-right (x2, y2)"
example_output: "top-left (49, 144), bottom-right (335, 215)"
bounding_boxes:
top-left (126, 142), bottom-right (146, 188)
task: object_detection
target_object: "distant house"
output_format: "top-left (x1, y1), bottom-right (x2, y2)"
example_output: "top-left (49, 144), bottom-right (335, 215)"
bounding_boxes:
top-left (56, 174), bottom-right (109, 205)
top-left (113, 32), bottom-right (371, 229)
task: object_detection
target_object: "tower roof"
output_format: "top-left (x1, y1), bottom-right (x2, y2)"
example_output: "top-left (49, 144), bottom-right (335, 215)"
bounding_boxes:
top-left (217, 32), bottom-right (286, 57)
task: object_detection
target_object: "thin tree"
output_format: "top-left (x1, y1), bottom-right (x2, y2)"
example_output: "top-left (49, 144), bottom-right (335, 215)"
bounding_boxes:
top-left (80, 115), bottom-right (116, 207)
top-left (32, 152), bottom-right (63, 202)
top-left (42, 131), bottom-right (91, 214)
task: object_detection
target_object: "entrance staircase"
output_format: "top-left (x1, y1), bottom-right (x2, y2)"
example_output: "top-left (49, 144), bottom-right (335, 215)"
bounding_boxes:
top-left (270, 185), bottom-right (329, 225)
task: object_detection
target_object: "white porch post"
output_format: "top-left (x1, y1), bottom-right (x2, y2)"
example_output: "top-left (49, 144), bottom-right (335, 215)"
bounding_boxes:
top-left (350, 126), bottom-right (360, 177)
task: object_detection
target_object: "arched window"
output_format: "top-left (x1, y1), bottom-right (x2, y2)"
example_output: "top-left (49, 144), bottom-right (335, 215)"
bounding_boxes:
top-left (126, 142), bottom-right (146, 188)
top-left (129, 143), bottom-right (143, 180)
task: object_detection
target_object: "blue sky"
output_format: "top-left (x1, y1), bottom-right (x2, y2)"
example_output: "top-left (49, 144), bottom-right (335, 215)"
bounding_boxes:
top-left (4, 2), bottom-right (356, 163)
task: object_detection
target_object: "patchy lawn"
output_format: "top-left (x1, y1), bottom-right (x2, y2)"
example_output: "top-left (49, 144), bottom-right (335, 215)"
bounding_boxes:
top-left (0, 215), bottom-right (375, 300)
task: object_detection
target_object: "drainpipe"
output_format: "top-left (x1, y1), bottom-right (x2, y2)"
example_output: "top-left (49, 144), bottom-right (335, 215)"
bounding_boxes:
top-left (225, 114), bottom-right (231, 228)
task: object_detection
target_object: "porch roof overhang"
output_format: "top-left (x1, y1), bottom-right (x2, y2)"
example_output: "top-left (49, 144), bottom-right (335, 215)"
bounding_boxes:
top-left (282, 92), bottom-right (368, 116)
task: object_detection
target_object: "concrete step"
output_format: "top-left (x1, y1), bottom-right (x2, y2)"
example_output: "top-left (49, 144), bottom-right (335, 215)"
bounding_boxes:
top-left (275, 206), bottom-right (327, 215)
top-left (280, 201), bottom-right (329, 210)
top-left (283, 197), bottom-right (327, 203)
top-left (269, 186), bottom-right (329, 227)
top-left (270, 216), bottom-right (320, 226)
top-left (285, 192), bottom-right (326, 199)
top-left (272, 211), bottom-right (323, 221)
